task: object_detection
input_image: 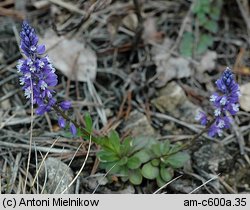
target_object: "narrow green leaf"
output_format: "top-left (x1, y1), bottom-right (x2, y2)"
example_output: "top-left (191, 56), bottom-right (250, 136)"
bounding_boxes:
top-left (160, 141), bottom-right (170, 155)
top-left (151, 144), bottom-right (161, 157)
top-left (84, 112), bottom-right (93, 133)
top-left (120, 137), bottom-right (132, 156)
top-left (109, 130), bottom-right (121, 154)
top-left (97, 150), bottom-right (119, 162)
top-left (179, 32), bottom-right (194, 57)
top-left (141, 162), bottom-right (159, 180)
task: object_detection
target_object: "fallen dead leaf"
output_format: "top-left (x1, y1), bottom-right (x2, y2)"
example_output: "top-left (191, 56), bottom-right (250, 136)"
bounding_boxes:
top-left (239, 83), bottom-right (250, 112)
top-left (199, 51), bottom-right (217, 72)
top-left (40, 30), bottom-right (97, 82)
top-left (152, 38), bottom-right (192, 87)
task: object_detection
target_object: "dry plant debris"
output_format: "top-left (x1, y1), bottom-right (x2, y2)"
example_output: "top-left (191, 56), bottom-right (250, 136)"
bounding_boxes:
top-left (0, 0), bottom-right (250, 194)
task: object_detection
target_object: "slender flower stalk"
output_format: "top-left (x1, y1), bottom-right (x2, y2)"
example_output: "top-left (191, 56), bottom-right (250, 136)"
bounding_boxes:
top-left (196, 67), bottom-right (240, 137)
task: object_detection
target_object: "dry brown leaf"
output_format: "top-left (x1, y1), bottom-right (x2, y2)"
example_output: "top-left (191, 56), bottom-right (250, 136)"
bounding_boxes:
top-left (199, 51), bottom-right (217, 72)
top-left (239, 83), bottom-right (250, 111)
top-left (41, 31), bottom-right (97, 82)
top-left (122, 13), bottom-right (138, 31)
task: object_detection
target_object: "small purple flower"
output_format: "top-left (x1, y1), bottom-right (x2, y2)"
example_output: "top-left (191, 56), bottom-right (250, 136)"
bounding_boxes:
top-left (197, 67), bottom-right (240, 137)
top-left (195, 111), bottom-right (208, 126)
top-left (60, 101), bottom-right (71, 110)
top-left (58, 116), bottom-right (66, 128)
top-left (70, 123), bottom-right (77, 136)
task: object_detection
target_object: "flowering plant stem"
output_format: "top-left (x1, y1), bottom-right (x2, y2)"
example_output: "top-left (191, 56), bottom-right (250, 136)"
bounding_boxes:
top-left (143, 118), bottom-right (216, 165)
top-left (52, 105), bottom-right (98, 142)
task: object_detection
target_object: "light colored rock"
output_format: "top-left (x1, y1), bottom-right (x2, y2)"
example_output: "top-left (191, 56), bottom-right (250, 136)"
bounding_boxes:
top-left (239, 83), bottom-right (250, 111)
top-left (82, 173), bottom-right (108, 191)
top-left (199, 51), bottom-right (217, 72)
top-left (123, 110), bottom-right (155, 137)
top-left (193, 143), bottom-right (233, 172)
top-left (151, 81), bottom-right (200, 121)
top-left (39, 157), bottom-right (75, 194)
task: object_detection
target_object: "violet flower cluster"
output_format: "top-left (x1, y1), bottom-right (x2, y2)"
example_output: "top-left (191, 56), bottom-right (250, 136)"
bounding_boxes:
top-left (17, 21), bottom-right (77, 136)
top-left (196, 67), bottom-right (240, 137)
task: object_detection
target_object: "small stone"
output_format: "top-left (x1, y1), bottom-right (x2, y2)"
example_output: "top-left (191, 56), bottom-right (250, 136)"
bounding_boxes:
top-left (123, 110), bottom-right (155, 137)
top-left (39, 157), bottom-right (75, 193)
top-left (151, 81), bottom-right (200, 121)
top-left (82, 173), bottom-right (108, 191)
top-left (193, 143), bottom-right (233, 173)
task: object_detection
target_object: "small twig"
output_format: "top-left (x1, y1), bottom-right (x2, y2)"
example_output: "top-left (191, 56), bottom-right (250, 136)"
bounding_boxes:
top-left (236, 0), bottom-right (250, 33)
top-left (92, 162), bottom-right (118, 194)
top-left (153, 175), bottom-right (183, 194)
top-left (23, 78), bottom-right (34, 193)
top-left (61, 135), bottom-right (92, 194)
top-left (189, 174), bottom-right (220, 194)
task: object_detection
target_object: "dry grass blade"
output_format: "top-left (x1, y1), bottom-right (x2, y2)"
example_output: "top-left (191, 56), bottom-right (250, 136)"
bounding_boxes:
top-left (31, 137), bottom-right (61, 190)
top-left (153, 175), bottom-right (183, 194)
top-left (8, 152), bottom-right (21, 193)
top-left (53, 143), bottom-right (82, 194)
top-left (87, 78), bottom-right (107, 125)
top-left (189, 174), bottom-right (220, 194)
top-left (23, 78), bottom-right (34, 193)
top-left (92, 163), bottom-right (117, 194)
top-left (61, 135), bottom-right (92, 194)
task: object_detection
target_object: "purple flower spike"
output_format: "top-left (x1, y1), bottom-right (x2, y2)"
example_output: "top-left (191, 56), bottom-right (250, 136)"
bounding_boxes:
top-left (70, 123), bottom-right (77, 136)
top-left (17, 21), bottom-right (73, 135)
top-left (196, 67), bottom-right (240, 137)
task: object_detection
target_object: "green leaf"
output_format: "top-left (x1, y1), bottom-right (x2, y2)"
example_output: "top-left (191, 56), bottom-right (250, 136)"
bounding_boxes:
top-left (97, 150), bottom-right (119, 162)
top-left (166, 152), bottom-right (190, 168)
top-left (192, 1), bottom-right (202, 14)
top-left (151, 159), bottom-right (160, 167)
top-left (156, 175), bottom-right (166, 187)
top-left (128, 169), bottom-right (143, 185)
top-left (197, 12), bottom-right (208, 25)
top-left (141, 162), bottom-right (159, 180)
top-left (133, 150), bottom-right (151, 163)
top-left (196, 34), bottom-right (213, 54)
top-left (120, 137), bottom-right (132, 156)
top-left (160, 141), bottom-right (170, 155)
top-left (160, 167), bottom-right (173, 182)
top-left (84, 112), bottom-right (93, 133)
top-left (210, 7), bottom-right (220, 20)
top-left (99, 161), bottom-right (118, 172)
top-left (118, 156), bottom-right (128, 166)
top-left (119, 166), bottom-right (129, 176)
top-left (151, 144), bottom-right (161, 157)
top-left (179, 32), bottom-right (194, 57)
top-left (203, 20), bottom-right (218, 33)
top-left (127, 156), bottom-right (141, 169)
top-left (130, 136), bottom-right (154, 153)
top-left (109, 130), bottom-right (121, 154)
